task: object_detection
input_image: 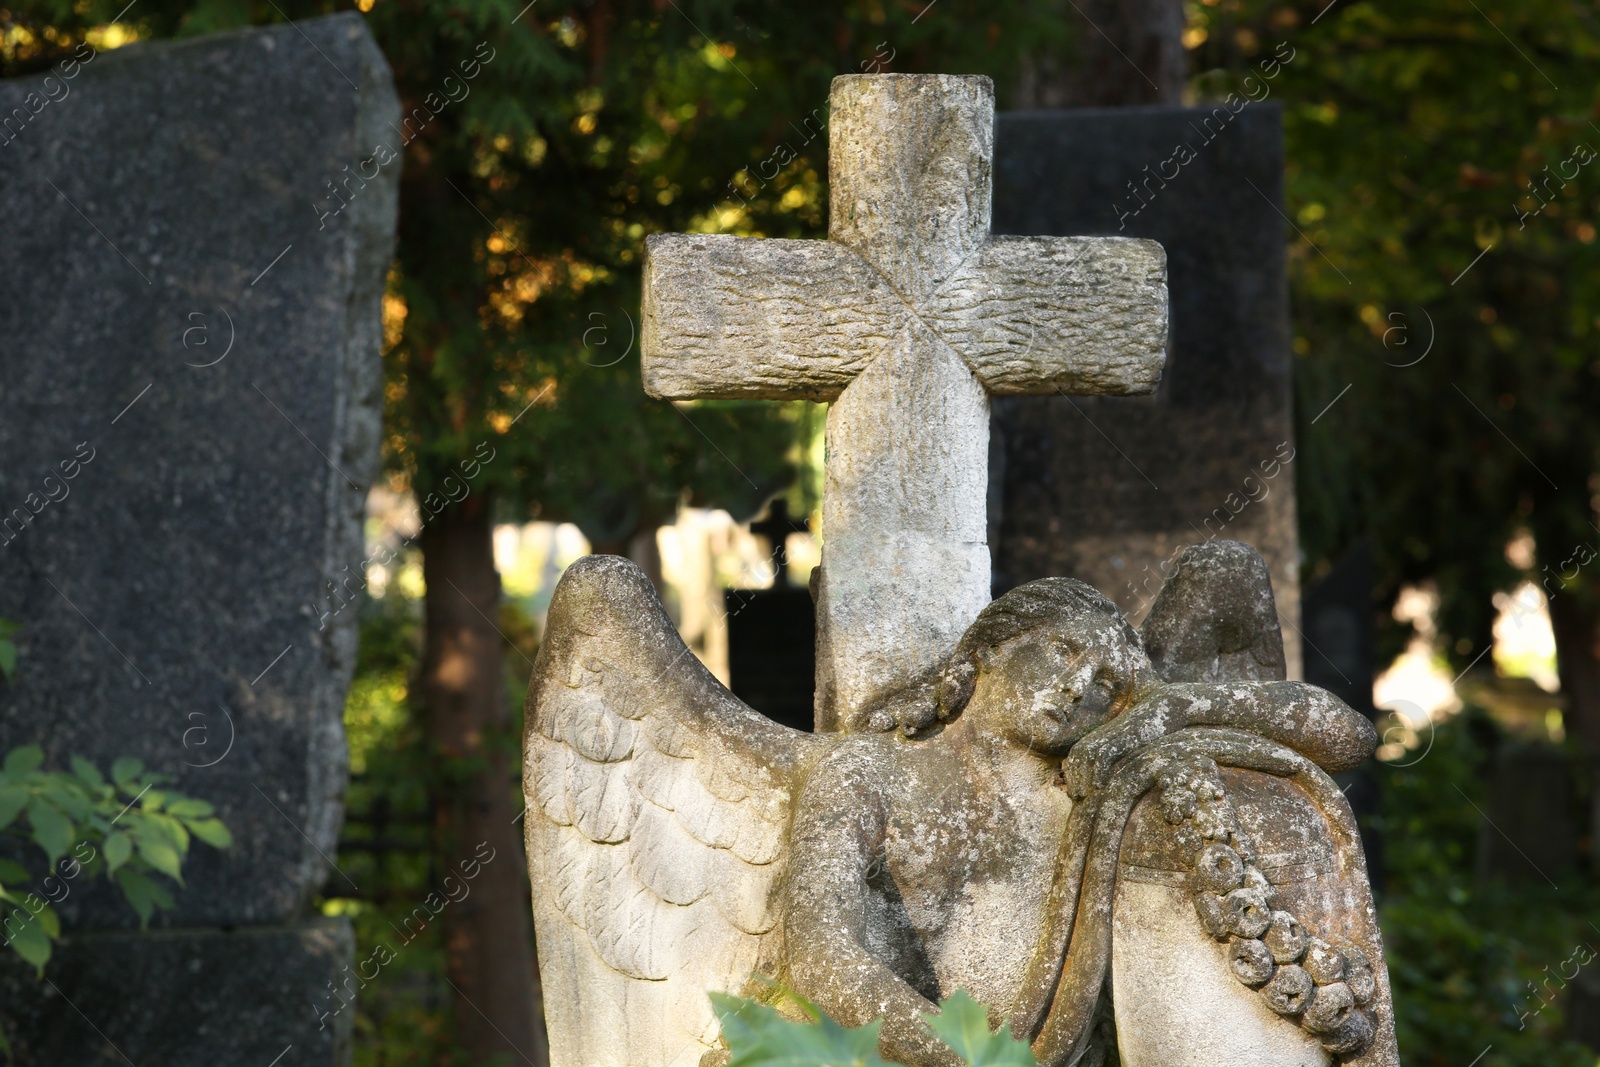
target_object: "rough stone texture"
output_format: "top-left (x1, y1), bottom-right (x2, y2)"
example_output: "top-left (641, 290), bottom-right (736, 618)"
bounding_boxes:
top-left (990, 104), bottom-right (1302, 678)
top-left (0, 920), bottom-right (354, 1067)
top-left (523, 546), bottom-right (1395, 1067)
top-left (0, 14), bottom-right (395, 1066)
top-left (641, 75), bottom-right (1168, 730)
top-left (0, 11), bottom-right (395, 929)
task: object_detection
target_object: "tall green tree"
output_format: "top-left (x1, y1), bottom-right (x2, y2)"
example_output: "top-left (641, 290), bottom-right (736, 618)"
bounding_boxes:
top-left (1188, 1), bottom-right (1600, 756)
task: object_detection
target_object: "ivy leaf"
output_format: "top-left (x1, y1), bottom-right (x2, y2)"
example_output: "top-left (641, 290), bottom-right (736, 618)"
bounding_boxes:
top-left (113, 867), bottom-right (174, 927)
top-left (188, 818), bottom-right (233, 849)
top-left (110, 757), bottom-right (143, 790)
top-left (103, 830), bottom-right (133, 872)
top-left (3, 746), bottom-right (43, 776)
top-left (0, 859), bottom-right (29, 884)
top-left (4, 907), bottom-right (52, 971)
top-left (27, 799), bottom-right (73, 864)
top-left (922, 990), bottom-right (1036, 1066)
top-left (711, 991), bottom-right (895, 1067)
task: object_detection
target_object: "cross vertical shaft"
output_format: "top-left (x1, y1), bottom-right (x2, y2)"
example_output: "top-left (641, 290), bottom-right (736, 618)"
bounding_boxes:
top-left (814, 76), bottom-right (995, 730)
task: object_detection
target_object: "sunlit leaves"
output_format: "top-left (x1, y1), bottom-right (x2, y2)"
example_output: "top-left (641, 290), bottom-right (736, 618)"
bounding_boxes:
top-left (711, 991), bottom-right (894, 1067)
top-left (921, 990), bottom-right (1035, 1066)
top-left (711, 988), bottom-right (1036, 1067)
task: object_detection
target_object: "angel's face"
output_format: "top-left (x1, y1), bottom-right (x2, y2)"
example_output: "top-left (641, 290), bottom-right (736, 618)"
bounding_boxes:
top-left (971, 616), bottom-right (1143, 755)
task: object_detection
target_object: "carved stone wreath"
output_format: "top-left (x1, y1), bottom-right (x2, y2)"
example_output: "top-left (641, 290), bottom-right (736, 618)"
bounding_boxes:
top-left (1155, 756), bottom-right (1379, 1058)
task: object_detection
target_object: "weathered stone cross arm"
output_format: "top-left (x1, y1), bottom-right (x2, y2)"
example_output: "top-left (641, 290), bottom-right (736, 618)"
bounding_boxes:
top-left (641, 233), bottom-right (1165, 401)
top-left (640, 74), bottom-right (1168, 729)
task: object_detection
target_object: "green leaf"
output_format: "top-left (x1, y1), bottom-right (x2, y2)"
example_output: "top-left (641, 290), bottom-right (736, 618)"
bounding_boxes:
top-left (0, 639), bottom-right (16, 681)
top-left (165, 797), bottom-right (214, 819)
top-left (27, 799), bottom-right (73, 864)
top-left (711, 991), bottom-right (894, 1067)
top-left (4, 908), bottom-right (52, 971)
top-left (29, 902), bottom-right (59, 940)
top-left (35, 778), bottom-right (92, 820)
top-left (113, 867), bottom-right (173, 927)
top-left (3, 746), bottom-right (43, 776)
top-left (103, 830), bottom-right (133, 872)
top-left (0, 784), bottom-right (28, 830)
top-left (188, 818), bottom-right (233, 849)
top-left (0, 618), bottom-right (21, 639)
top-left (0, 859), bottom-right (29, 884)
top-left (110, 756), bottom-right (143, 789)
top-left (70, 756), bottom-right (106, 791)
top-left (922, 990), bottom-right (1035, 1066)
top-left (135, 836), bottom-right (184, 884)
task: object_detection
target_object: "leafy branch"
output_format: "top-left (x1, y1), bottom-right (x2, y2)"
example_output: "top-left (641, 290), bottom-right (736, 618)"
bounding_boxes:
top-left (0, 745), bottom-right (234, 977)
top-left (710, 988), bottom-right (1035, 1067)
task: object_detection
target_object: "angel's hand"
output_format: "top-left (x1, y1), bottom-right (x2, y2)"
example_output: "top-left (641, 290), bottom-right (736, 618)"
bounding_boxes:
top-left (1059, 690), bottom-right (1196, 798)
top-left (1059, 720), bottom-right (1136, 798)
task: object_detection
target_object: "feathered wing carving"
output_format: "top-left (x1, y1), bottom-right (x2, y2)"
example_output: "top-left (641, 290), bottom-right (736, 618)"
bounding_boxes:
top-left (524, 555), bottom-right (828, 1067)
top-left (1141, 540), bottom-right (1288, 683)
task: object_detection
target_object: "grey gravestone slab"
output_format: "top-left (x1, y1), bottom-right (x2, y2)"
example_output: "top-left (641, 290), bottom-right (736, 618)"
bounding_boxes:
top-left (990, 104), bottom-right (1302, 676)
top-left (0, 13), bottom-right (395, 1065)
top-left (0, 920), bottom-right (354, 1067)
top-left (0, 12), bottom-right (395, 929)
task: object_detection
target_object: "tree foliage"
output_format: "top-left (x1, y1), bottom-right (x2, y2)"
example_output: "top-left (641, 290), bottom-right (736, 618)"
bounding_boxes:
top-left (1189, 0), bottom-right (1600, 667)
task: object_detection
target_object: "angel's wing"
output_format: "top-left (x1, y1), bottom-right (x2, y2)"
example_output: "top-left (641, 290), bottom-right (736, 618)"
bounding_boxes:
top-left (1140, 540), bottom-right (1288, 683)
top-left (524, 554), bottom-right (829, 1067)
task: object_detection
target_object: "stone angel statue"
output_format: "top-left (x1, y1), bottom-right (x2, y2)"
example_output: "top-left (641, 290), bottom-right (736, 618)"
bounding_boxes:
top-left (523, 541), bottom-right (1399, 1067)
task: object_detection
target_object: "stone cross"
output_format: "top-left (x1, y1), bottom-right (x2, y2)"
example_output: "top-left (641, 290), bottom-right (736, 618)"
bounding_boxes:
top-left (642, 74), bottom-right (1168, 730)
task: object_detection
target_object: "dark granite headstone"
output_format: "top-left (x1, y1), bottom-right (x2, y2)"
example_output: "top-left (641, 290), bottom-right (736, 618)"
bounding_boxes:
top-left (990, 105), bottom-right (1301, 674)
top-left (1302, 542), bottom-right (1376, 716)
top-left (0, 14), bottom-right (396, 1063)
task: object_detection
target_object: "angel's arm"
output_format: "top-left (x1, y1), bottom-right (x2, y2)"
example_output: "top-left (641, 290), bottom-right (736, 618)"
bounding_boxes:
top-left (1061, 681), bottom-right (1377, 797)
top-left (781, 749), bottom-right (962, 1067)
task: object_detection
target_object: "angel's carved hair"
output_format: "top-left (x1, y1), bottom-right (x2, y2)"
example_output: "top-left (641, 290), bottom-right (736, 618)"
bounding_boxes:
top-left (865, 578), bottom-right (1142, 737)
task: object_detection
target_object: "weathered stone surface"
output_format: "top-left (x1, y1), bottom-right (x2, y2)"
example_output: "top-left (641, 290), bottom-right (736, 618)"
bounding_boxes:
top-left (523, 546), bottom-right (1394, 1067)
top-left (990, 104), bottom-right (1302, 677)
top-left (0, 13), bottom-right (396, 929)
top-left (0, 920), bottom-right (354, 1066)
top-left (642, 75), bottom-right (1168, 729)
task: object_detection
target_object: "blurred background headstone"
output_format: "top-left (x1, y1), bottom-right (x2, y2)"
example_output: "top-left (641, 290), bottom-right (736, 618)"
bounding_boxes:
top-left (725, 498), bottom-right (816, 731)
top-left (989, 104), bottom-right (1302, 677)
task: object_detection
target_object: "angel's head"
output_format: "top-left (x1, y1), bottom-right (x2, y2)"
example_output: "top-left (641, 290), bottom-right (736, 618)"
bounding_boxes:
top-left (905, 578), bottom-right (1151, 755)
